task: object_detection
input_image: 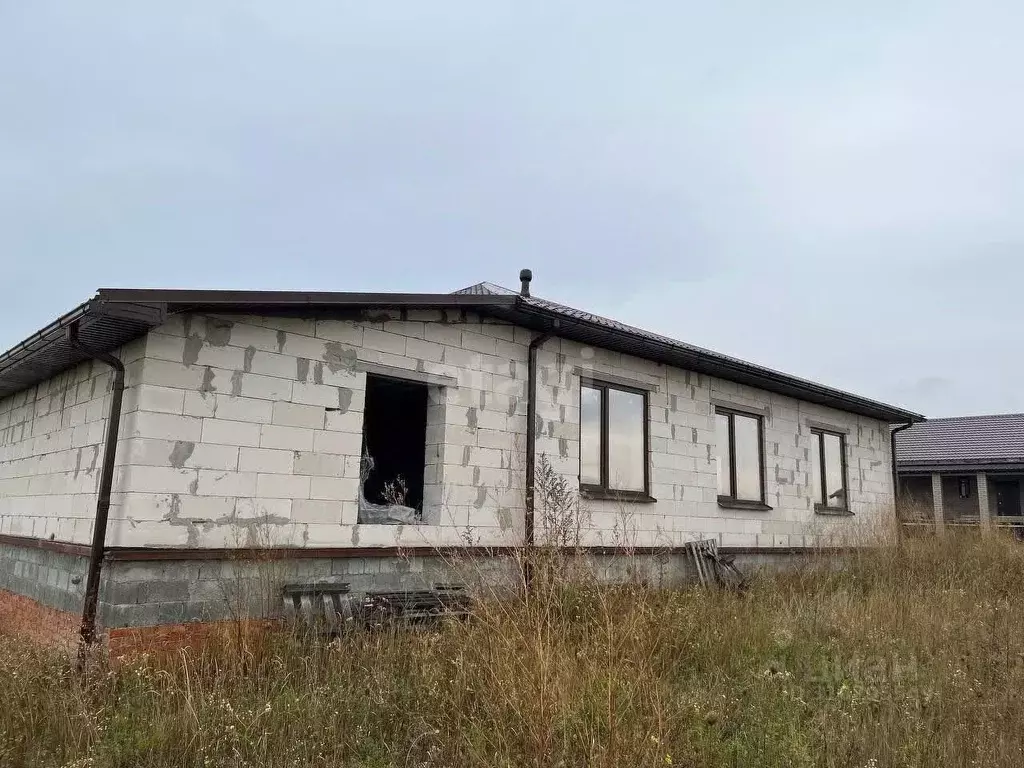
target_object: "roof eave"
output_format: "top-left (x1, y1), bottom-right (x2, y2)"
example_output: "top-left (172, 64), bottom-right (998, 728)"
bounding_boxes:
top-left (95, 288), bottom-right (519, 311)
top-left (0, 290), bottom-right (518, 399)
top-left (898, 460), bottom-right (1024, 474)
top-left (0, 289), bottom-right (925, 423)
top-left (499, 299), bottom-right (923, 424)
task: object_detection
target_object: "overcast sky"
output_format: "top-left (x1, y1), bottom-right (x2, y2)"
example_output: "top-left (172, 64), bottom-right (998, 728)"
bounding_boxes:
top-left (2, 2), bottom-right (1021, 418)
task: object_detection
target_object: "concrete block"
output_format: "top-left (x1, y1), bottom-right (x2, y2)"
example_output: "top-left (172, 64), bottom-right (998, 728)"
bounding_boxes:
top-left (439, 425), bottom-right (475, 447)
top-left (292, 383), bottom-right (349, 409)
top-left (261, 315), bottom-right (316, 336)
top-left (315, 319), bottom-right (364, 345)
top-left (154, 314), bottom-right (189, 338)
top-left (137, 360), bottom-right (206, 391)
top-left (226, 321), bottom-right (284, 354)
top-left (215, 395), bottom-right (275, 424)
top-left (116, 493), bottom-right (230, 525)
top-left (309, 476), bottom-right (359, 501)
top-left (247, 350), bottom-right (298, 380)
top-left (474, 410), bottom-right (507, 431)
top-left (239, 373), bottom-right (293, 402)
top-left (124, 411), bottom-right (203, 443)
top-left (182, 391), bottom-right (217, 418)
top-left (235, 497), bottom-right (292, 522)
top-left (405, 337), bottom-right (445, 363)
top-left (423, 324), bottom-right (463, 347)
top-left (195, 470), bottom-right (257, 497)
top-left (313, 430), bottom-right (362, 455)
top-left (191, 343), bottom-right (247, 371)
top-left (260, 424), bottom-right (314, 452)
top-left (256, 472), bottom-right (311, 499)
top-left (469, 446), bottom-right (506, 468)
top-left (494, 339), bottom-right (525, 363)
top-left (405, 309), bottom-right (444, 322)
top-left (478, 323), bottom-right (517, 342)
top-left (318, 365), bottom-right (366, 389)
top-left (202, 418), bottom-right (262, 448)
top-left (239, 447), bottom-right (295, 474)
top-left (144, 332), bottom-right (187, 363)
top-left (125, 385), bottom-right (185, 415)
top-left (460, 330), bottom-right (497, 355)
top-left (361, 329), bottom-right (407, 355)
top-left (280, 333), bottom-right (331, 362)
top-left (123, 466), bottom-right (198, 495)
top-left (272, 401), bottom-right (326, 429)
top-left (291, 499), bottom-right (343, 524)
top-left (382, 320), bottom-right (426, 339)
top-left (126, 438), bottom-right (239, 471)
top-left (293, 451), bottom-right (345, 476)
top-left (137, 579), bottom-right (193, 604)
top-left (323, 409), bottom-right (363, 434)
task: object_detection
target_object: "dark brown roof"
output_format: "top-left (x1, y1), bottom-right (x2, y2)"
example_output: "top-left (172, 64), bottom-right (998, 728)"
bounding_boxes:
top-left (456, 282), bottom-right (921, 423)
top-left (0, 290), bottom-right (515, 399)
top-left (896, 414), bottom-right (1024, 471)
top-left (0, 284), bottom-right (922, 423)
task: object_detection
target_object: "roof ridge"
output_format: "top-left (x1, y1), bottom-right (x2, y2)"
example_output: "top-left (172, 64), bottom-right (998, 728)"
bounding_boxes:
top-left (451, 281), bottom-right (517, 296)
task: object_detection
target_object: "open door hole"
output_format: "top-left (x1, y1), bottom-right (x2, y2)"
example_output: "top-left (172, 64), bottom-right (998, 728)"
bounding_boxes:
top-left (360, 375), bottom-right (428, 517)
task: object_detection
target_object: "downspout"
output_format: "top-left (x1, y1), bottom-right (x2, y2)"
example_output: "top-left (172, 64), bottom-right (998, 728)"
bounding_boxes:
top-left (890, 421), bottom-right (915, 522)
top-left (524, 330), bottom-right (552, 590)
top-left (66, 322), bottom-right (126, 649)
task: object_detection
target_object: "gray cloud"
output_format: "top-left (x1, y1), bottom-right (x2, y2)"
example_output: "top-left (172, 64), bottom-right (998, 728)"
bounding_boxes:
top-left (1, 1), bottom-right (1022, 418)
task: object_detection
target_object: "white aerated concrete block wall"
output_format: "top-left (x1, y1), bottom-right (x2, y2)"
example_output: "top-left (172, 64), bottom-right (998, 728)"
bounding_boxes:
top-left (1, 309), bottom-right (893, 553)
top-left (0, 339), bottom-right (147, 544)
top-left (105, 310), bottom-right (531, 549)
top-left (534, 339), bottom-right (893, 549)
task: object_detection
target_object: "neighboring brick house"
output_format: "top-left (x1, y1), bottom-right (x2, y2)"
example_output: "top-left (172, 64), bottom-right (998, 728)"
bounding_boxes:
top-left (896, 414), bottom-right (1024, 531)
top-left (0, 272), bottom-right (921, 646)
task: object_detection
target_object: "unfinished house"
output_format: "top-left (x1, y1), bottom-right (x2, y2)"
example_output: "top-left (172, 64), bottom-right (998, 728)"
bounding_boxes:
top-left (896, 414), bottom-right (1024, 531)
top-left (0, 272), bottom-right (922, 647)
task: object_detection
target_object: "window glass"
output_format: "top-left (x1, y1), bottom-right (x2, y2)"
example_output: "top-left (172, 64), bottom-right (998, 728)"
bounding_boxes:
top-left (823, 433), bottom-right (845, 507)
top-left (733, 414), bottom-right (762, 501)
top-left (608, 388), bottom-right (645, 491)
top-left (716, 413), bottom-right (731, 496)
top-left (580, 386), bottom-right (602, 486)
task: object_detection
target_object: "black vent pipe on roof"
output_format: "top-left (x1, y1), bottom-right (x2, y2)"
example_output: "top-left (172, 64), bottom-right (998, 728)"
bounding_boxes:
top-left (520, 268), bottom-right (532, 297)
top-left (66, 322), bottom-right (126, 662)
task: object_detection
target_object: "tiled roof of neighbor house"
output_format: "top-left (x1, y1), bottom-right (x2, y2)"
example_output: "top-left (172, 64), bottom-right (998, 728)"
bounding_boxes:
top-left (0, 279), bottom-right (923, 423)
top-left (895, 414), bottom-right (1024, 470)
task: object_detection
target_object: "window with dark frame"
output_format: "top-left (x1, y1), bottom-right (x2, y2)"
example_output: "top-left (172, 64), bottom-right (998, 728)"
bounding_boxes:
top-left (579, 380), bottom-right (649, 498)
top-left (715, 407), bottom-right (766, 506)
top-left (810, 429), bottom-right (848, 513)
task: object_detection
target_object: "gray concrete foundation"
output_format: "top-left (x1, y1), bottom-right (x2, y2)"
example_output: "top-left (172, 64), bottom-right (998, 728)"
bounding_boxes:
top-left (1, 536), bottom-right (846, 630)
top-left (0, 540), bottom-right (88, 615)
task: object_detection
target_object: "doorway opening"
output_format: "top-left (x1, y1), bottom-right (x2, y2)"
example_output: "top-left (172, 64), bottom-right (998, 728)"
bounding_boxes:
top-left (360, 375), bottom-right (429, 516)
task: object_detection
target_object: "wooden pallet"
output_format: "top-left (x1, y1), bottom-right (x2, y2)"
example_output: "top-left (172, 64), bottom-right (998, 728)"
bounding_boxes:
top-left (686, 538), bottom-right (747, 590)
top-left (282, 582), bottom-right (472, 633)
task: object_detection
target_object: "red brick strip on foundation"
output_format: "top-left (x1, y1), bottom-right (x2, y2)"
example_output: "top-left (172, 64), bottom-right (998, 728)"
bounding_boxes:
top-left (0, 589), bottom-right (78, 648)
top-left (0, 587), bottom-right (279, 657)
top-left (107, 619), bottom-right (281, 657)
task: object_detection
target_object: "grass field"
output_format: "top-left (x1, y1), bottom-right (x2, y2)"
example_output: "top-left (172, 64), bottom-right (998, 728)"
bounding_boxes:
top-left (4, 532), bottom-right (1024, 767)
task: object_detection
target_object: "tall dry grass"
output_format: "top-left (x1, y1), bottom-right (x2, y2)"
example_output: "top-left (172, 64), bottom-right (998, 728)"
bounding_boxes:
top-left (4, 531), bottom-right (1024, 767)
